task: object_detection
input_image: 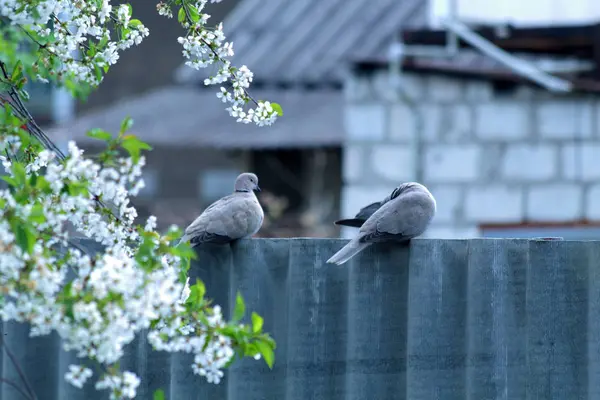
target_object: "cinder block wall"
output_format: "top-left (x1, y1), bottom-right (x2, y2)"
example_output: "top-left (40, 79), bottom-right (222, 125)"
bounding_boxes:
top-left (2, 238), bottom-right (599, 400)
top-left (342, 69), bottom-right (600, 238)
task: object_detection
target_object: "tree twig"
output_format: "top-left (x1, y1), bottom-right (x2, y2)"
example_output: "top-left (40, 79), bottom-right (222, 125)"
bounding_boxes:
top-left (0, 60), bottom-right (142, 242)
top-left (0, 335), bottom-right (37, 400)
top-left (0, 377), bottom-right (34, 400)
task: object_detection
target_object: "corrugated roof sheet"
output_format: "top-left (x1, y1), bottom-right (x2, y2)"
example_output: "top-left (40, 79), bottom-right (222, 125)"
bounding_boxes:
top-left (46, 87), bottom-right (344, 149)
top-left (175, 0), bottom-right (427, 85)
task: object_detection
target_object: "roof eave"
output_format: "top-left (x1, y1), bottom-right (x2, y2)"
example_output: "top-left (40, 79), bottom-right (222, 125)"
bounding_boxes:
top-left (351, 58), bottom-right (600, 94)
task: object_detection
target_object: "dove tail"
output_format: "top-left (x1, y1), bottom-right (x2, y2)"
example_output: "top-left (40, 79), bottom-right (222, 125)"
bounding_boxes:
top-left (334, 218), bottom-right (366, 228)
top-left (326, 239), bottom-right (371, 265)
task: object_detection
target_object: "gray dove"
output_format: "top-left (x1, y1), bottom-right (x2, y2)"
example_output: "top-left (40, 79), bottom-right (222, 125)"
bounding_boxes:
top-left (327, 182), bottom-right (436, 265)
top-left (179, 172), bottom-right (264, 246)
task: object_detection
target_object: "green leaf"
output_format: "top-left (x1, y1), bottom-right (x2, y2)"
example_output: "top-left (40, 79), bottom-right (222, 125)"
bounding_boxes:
top-left (66, 181), bottom-right (89, 197)
top-left (129, 19), bottom-right (143, 28)
top-left (86, 128), bottom-right (112, 142)
top-left (86, 41), bottom-right (97, 58)
top-left (13, 223), bottom-right (35, 254)
top-left (58, 282), bottom-right (75, 319)
top-left (153, 389), bottom-right (165, 400)
top-left (11, 60), bottom-right (23, 83)
top-left (29, 203), bottom-right (46, 224)
top-left (119, 116), bottom-right (134, 135)
top-left (271, 102), bottom-right (283, 117)
top-left (251, 312), bottom-right (263, 333)
top-left (0, 82), bottom-right (12, 92)
top-left (178, 7), bottom-right (186, 23)
top-left (178, 255), bottom-right (191, 284)
top-left (29, 173), bottom-right (37, 187)
top-left (232, 291), bottom-right (245, 322)
top-left (255, 340), bottom-right (274, 369)
top-left (126, 3), bottom-right (133, 16)
top-left (1, 175), bottom-right (17, 187)
top-left (193, 279), bottom-right (205, 299)
top-left (185, 279), bottom-right (206, 308)
top-left (11, 162), bottom-right (26, 186)
top-left (35, 175), bottom-right (51, 193)
top-left (120, 135), bottom-right (152, 163)
top-left (98, 35), bottom-right (109, 49)
top-left (94, 64), bottom-right (102, 83)
top-left (188, 5), bottom-right (200, 23)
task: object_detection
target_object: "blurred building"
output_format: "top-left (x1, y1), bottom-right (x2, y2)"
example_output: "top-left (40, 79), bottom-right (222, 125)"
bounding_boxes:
top-left (47, 87), bottom-right (343, 237)
top-left (49, 0), bottom-right (424, 237)
top-left (340, 1), bottom-right (600, 240)
top-left (46, 0), bottom-right (600, 239)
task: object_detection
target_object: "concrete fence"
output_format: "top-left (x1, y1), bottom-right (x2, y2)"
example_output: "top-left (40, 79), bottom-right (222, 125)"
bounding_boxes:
top-left (1, 238), bottom-right (598, 399)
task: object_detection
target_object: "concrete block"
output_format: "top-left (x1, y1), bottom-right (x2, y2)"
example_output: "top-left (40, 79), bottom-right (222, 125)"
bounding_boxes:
top-left (527, 184), bottom-right (582, 221)
top-left (397, 73), bottom-right (428, 101)
top-left (502, 144), bottom-right (557, 181)
top-left (389, 104), bottom-right (416, 142)
top-left (344, 75), bottom-right (373, 102)
top-left (427, 75), bottom-right (464, 103)
top-left (372, 71), bottom-right (399, 102)
top-left (389, 104), bottom-right (440, 142)
top-left (474, 102), bottom-right (529, 140)
top-left (341, 185), bottom-right (394, 220)
top-left (427, 185), bottom-right (463, 224)
top-left (370, 145), bottom-right (415, 182)
top-left (443, 104), bottom-right (473, 142)
top-left (342, 145), bottom-right (364, 182)
top-left (480, 144), bottom-right (504, 180)
top-left (464, 185), bottom-right (524, 223)
top-left (585, 184), bottom-right (600, 220)
top-left (424, 145), bottom-right (481, 182)
top-left (419, 104), bottom-right (442, 142)
top-left (422, 225), bottom-right (480, 238)
top-left (536, 100), bottom-right (594, 138)
top-left (345, 104), bottom-right (386, 140)
top-left (562, 144), bottom-right (600, 181)
top-left (595, 99), bottom-right (600, 136)
top-left (464, 80), bottom-right (493, 102)
top-left (511, 85), bottom-right (536, 100)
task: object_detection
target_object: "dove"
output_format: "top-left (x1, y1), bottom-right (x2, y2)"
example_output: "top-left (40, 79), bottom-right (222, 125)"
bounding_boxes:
top-left (327, 182), bottom-right (436, 265)
top-left (179, 172), bottom-right (264, 246)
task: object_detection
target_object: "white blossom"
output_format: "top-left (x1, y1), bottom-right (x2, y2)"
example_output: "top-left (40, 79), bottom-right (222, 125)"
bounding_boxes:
top-left (65, 365), bottom-right (93, 388)
top-left (170, 3), bottom-right (279, 126)
top-left (0, 0), bottom-right (149, 86)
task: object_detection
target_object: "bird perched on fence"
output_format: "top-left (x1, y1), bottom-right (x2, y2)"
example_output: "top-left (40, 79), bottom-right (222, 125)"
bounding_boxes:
top-left (327, 182), bottom-right (436, 265)
top-left (179, 172), bottom-right (264, 246)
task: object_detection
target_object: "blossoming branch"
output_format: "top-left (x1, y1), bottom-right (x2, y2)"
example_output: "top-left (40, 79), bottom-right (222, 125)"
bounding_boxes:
top-left (0, 1), bottom-right (277, 399)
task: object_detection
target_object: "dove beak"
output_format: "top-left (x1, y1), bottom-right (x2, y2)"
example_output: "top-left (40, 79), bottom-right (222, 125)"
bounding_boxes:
top-left (255, 185), bottom-right (261, 192)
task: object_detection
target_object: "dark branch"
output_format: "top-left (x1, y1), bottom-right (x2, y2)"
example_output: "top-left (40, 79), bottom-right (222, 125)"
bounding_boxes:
top-left (0, 377), bottom-right (34, 400)
top-left (0, 336), bottom-right (37, 400)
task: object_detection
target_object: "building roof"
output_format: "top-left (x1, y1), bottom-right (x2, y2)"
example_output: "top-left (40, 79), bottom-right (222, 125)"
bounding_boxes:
top-left (351, 22), bottom-right (600, 93)
top-left (175, 0), bottom-right (427, 85)
top-left (353, 55), bottom-right (600, 94)
top-left (46, 86), bottom-right (344, 149)
top-left (402, 22), bottom-right (600, 58)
